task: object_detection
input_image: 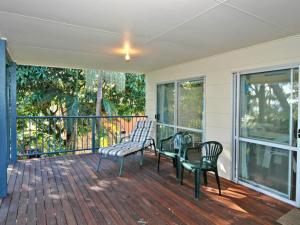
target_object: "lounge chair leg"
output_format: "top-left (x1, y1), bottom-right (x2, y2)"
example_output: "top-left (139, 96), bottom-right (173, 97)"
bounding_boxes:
top-left (140, 150), bottom-right (144, 167)
top-left (157, 153), bottom-right (161, 172)
top-left (215, 169), bottom-right (221, 196)
top-left (97, 155), bottom-right (102, 172)
top-left (119, 157), bottom-right (125, 176)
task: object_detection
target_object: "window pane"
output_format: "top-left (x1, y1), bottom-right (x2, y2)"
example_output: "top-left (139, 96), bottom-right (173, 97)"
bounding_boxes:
top-left (177, 80), bottom-right (204, 130)
top-left (292, 68), bottom-right (299, 146)
top-left (157, 83), bottom-right (174, 125)
top-left (240, 69), bottom-right (291, 144)
top-left (156, 124), bottom-right (174, 149)
top-left (177, 128), bottom-right (202, 147)
top-left (239, 141), bottom-right (296, 200)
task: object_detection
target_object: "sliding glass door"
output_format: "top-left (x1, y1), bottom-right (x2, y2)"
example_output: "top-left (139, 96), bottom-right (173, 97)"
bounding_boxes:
top-left (156, 83), bottom-right (175, 143)
top-left (177, 80), bottom-right (204, 145)
top-left (156, 78), bottom-right (204, 146)
top-left (234, 66), bottom-right (299, 204)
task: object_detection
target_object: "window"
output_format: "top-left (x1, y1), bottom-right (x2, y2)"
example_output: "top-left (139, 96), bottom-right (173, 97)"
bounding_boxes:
top-left (235, 67), bottom-right (299, 201)
top-left (156, 78), bottom-right (205, 146)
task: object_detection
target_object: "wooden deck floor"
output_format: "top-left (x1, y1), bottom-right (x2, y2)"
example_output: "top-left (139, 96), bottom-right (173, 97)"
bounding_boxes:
top-left (0, 152), bottom-right (293, 225)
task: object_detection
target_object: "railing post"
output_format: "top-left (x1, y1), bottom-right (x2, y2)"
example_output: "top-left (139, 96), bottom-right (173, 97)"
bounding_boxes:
top-left (10, 62), bottom-right (17, 163)
top-left (92, 117), bottom-right (96, 153)
top-left (0, 39), bottom-right (8, 197)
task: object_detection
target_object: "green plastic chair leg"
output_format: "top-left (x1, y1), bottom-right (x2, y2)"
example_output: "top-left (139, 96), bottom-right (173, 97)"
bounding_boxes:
top-left (175, 156), bottom-right (179, 179)
top-left (180, 165), bottom-right (184, 185)
top-left (215, 169), bottom-right (221, 195)
top-left (203, 170), bottom-right (208, 186)
top-left (97, 156), bottom-right (102, 172)
top-left (119, 157), bottom-right (125, 176)
top-left (157, 153), bottom-right (161, 172)
top-left (195, 169), bottom-right (201, 200)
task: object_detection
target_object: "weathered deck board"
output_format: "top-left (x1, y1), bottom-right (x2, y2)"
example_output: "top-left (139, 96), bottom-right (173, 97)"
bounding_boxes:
top-left (0, 152), bottom-right (293, 225)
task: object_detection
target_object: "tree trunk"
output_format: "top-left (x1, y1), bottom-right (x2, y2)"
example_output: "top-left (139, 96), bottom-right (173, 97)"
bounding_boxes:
top-left (96, 77), bottom-right (102, 146)
top-left (96, 77), bottom-right (102, 118)
top-left (65, 95), bottom-right (79, 152)
top-left (258, 84), bottom-right (266, 122)
top-left (272, 84), bottom-right (289, 110)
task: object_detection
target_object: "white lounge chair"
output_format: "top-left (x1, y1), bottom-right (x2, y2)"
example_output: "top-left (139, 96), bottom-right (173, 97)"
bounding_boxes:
top-left (97, 119), bottom-right (155, 176)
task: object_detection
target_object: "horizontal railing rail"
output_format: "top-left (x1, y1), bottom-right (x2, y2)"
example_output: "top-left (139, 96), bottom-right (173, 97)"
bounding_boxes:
top-left (17, 115), bottom-right (146, 119)
top-left (16, 115), bottom-right (147, 158)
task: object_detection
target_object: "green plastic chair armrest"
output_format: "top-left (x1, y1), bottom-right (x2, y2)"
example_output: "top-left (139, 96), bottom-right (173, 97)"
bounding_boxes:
top-left (182, 146), bottom-right (202, 161)
top-left (159, 135), bottom-right (174, 152)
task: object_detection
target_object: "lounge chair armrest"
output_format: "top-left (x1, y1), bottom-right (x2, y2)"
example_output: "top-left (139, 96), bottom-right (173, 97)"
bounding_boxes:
top-left (120, 135), bottom-right (131, 143)
top-left (146, 138), bottom-right (155, 145)
top-left (141, 138), bottom-right (155, 148)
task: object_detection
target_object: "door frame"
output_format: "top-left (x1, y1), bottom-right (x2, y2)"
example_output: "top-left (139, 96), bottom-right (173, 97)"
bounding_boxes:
top-left (232, 63), bottom-right (300, 207)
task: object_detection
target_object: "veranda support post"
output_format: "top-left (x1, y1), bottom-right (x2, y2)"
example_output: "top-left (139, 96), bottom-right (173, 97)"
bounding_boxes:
top-left (10, 62), bottom-right (17, 163)
top-left (0, 39), bottom-right (8, 198)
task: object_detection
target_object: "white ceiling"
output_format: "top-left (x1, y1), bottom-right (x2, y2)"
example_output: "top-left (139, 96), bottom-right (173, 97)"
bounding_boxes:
top-left (0, 0), bottom-right (300, 72)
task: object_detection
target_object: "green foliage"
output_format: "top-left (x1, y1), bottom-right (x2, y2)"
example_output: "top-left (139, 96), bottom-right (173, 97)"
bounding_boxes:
top-left (17, 65), bottom-right (145, 116)
top-left (104, 73), bottom-right (146, 115)
top-left (84, 69), bottom-right (126, 92)
top-left (16, 65), bottom-right (145, 157)
top-left (17, 66), bottom-right (84, 116)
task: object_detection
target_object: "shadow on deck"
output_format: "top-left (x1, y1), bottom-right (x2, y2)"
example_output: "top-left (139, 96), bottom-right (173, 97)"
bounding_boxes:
top-left (0, 152), bottom-right (292, 225)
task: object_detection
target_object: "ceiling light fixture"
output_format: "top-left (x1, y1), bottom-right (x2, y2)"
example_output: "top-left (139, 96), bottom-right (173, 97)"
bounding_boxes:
top-left (124, 43), bottom-right (131, 62)
top-left (125, 52), bottom-right (130, 61)
top-left (110, 41), bottom-right (141, 61)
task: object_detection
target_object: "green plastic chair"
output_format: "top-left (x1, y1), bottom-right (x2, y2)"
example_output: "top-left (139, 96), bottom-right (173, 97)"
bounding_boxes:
top-left (180, 141), bottom-right (223, 199)
top-left (157, 131), bottom-right (192, 178)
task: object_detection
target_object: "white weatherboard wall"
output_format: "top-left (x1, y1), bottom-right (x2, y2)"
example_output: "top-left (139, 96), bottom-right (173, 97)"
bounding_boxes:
top-left (145, 34), bottom-right (300, 180)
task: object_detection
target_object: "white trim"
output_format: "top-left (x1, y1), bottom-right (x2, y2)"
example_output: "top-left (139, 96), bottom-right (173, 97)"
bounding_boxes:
top-left (233, 64), bottom-right (300, 207)
top-left (155, 75), bottom-right (205, 85)
top-left (297, 66), bottom-right (300, 207)
top-left (236, 62), bottom-right (300, 76)
top-left (238, 180), bottom-right (297, 207)
top-left (175, 80), bottom-right (178, 132)
top-left (240, 178), bottom-right (289, 199)
top-left (232, 73), bottom-right (237, 181)
top-left (202, 76), bottom-right (206, 141)
top-left (289, 69), bottom-right (294, 147)
top-left (157, 122), bottom-right (203, 133)
top-left (235, 73), bottom-right (240, 182)
top-left (154, 83), bottom-right (158, 145)
top-left (288, 68), bottom-right (294, 198)
top-left (239, 137), bottom-right (298, 152)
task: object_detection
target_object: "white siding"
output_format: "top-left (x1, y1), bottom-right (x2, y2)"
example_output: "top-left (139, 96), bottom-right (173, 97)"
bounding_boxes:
top-left (145, 34), bottom-right (300, 180)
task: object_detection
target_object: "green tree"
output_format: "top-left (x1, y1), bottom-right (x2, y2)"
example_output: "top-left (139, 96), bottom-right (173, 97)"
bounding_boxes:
top-left (16, 65), bottom-right (145, 155)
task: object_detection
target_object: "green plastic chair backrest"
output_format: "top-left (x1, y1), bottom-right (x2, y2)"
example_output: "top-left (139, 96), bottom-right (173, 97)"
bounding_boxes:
top-left (201, 141), bottom-right (223, 167)
top-left (174, 132), bottom-right (193, 156)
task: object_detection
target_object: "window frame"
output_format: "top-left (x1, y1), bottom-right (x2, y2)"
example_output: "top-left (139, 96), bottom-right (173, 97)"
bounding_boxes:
top-left (232, 63), bottom-right (300, 207)
top-left (155, 76), bottom-right (206, 145)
